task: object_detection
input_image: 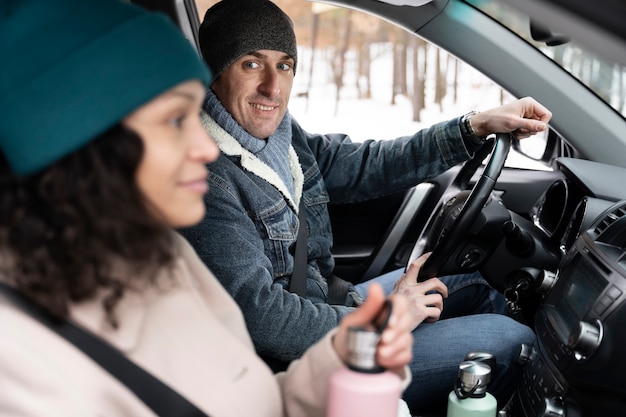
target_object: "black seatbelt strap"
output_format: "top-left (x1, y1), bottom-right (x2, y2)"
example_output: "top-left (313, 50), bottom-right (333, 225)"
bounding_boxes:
top-left (289, 198), bottom-right (308, 297)
top-left (289, 199), bottom-right (351, 305)
top-left (0, 282), bottom-right (209, 417)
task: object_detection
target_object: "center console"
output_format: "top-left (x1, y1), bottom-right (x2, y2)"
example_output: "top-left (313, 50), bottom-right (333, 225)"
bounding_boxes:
top-left (503, 200), bottom-right (626, 417)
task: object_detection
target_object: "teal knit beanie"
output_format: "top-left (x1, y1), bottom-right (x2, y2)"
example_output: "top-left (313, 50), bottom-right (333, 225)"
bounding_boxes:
top-left (0, 0), bottom-right (212, 176)
top-left (199, 0), bottom-right (297, 78)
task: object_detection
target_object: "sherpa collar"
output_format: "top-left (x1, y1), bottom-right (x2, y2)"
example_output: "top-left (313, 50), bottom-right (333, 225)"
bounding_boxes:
top-left (201, 112), bottom-right (304, 211)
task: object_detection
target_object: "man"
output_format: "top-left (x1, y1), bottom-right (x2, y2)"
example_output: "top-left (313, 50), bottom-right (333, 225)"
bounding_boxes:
top-left (180, 0), bottom-right (551, 411)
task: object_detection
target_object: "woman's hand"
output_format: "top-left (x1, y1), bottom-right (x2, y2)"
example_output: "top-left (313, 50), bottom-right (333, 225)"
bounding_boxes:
top-left (333, 283), bottom-right (413, 375)
top-left (392, 253), bottom-right (449, 329)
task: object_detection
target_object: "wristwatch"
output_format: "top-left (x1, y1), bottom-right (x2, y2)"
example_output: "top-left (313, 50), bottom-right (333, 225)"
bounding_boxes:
top-left (460, 110), bottom-right (486, 142)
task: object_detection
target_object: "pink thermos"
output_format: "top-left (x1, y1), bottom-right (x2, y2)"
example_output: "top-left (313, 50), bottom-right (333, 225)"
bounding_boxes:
top-left (326, 303), bottom-right (402, 417)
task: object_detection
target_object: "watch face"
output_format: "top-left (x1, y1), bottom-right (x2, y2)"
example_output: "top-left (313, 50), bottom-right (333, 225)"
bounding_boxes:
top-left (462, 112), bottom-right (477, 138)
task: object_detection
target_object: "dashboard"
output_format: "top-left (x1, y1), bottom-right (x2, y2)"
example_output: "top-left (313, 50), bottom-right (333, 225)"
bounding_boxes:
top-left (531, 158), bottom-right (626, 256)
top-left (497, 158), bottom-right (626, 416)
top-left (505, 196), bottom-right (626, 417)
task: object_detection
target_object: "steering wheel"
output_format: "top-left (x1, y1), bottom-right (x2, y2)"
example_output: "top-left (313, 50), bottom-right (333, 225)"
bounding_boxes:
top-left (407, 133), bottom-right (512, 281)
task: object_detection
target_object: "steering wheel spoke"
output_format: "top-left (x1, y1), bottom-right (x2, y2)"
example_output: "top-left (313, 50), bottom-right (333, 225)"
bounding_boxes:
top-left (407, 134), bottom-right (512, 281)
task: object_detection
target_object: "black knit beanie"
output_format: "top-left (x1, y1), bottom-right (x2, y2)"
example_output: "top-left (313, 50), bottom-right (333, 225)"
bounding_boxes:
top-left (199, 0), bottom-right (297, 78)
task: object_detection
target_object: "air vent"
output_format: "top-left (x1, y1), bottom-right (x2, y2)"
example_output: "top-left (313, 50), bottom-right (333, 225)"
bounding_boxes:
top-left (592, 201), bottom-right (626, 246)
top-left (594, 205), bottom-right (626, 236)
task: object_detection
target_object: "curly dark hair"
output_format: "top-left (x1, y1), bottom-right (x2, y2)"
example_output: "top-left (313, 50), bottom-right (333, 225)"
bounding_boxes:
top-left (0, 124), bottom-right (176, 327)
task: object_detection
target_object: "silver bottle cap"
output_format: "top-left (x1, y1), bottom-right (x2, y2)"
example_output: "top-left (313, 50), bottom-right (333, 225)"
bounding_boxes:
top-left (458, 360), bottom-right (491, 395)
top-left (464, 351), bottom-right (496, 372)
top-left (346, 326), bottom-right (384, 373)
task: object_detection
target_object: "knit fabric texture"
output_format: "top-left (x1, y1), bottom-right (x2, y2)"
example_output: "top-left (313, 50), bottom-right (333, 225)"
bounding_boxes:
top-left (199, 0), bottom-right (298, 77)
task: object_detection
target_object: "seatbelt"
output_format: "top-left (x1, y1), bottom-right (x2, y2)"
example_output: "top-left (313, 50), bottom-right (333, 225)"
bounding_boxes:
top-left (289, 199), bottom-right (351, 305)
top-left (0, 282), bottom-right (209, 417)
top-left (289, 198), bottom-right (308, 297)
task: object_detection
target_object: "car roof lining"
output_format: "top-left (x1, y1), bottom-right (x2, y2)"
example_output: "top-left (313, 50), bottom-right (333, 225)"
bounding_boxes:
top-left (497, 0), bottom-right (626, 68)
top-left (313, 0), bottom-right (447, 32)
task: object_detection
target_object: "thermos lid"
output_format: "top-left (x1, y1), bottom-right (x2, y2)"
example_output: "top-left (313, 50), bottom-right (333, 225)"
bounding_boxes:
top-left (346, 300), bottom-right (392, 373)
top-left (458, 360), bottom-right (491, 395)
top-left (346, 327), bottom-right (384, 373)
top-left (464, 351), bottom-right (496, 375)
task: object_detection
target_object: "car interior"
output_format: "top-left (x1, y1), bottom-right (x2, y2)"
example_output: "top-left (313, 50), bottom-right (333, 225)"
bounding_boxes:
top-left (130, 0), bottom-right (626, 416)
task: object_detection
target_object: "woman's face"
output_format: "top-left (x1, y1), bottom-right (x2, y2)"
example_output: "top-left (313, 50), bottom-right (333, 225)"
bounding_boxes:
top-left (123, 80), bottom-right (218, 228)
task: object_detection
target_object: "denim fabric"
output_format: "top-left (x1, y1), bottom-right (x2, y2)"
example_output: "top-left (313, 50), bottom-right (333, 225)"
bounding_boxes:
top-left (177, 114), bottom-right (526, 410)
top-left (356, 271), bottom-right (535, 409)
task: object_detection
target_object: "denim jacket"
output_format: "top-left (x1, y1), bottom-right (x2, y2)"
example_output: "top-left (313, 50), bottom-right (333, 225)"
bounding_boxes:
top-left (179, 113), bottom-right (480, 362)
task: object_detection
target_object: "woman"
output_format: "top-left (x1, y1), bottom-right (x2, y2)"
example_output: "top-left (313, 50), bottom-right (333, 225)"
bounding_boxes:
top-left (0, 0), bottom-right (413, 416)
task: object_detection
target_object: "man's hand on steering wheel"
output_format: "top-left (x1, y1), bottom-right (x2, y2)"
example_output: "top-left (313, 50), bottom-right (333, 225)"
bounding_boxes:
top-left (470, 96), bottom-right (552, 139)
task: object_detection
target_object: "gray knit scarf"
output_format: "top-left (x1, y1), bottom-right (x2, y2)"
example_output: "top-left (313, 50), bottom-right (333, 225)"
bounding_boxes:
top-left (203, 89), bottom-right (295, 200)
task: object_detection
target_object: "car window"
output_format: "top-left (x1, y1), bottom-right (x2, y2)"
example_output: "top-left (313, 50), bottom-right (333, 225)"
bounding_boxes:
top-left (195, 0), bottom-right (550, 171)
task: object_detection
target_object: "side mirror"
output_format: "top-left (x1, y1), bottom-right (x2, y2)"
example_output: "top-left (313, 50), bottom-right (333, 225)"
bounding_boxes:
top-left (530, 20), bottom-right (570, 46)
top-left (511, 130), bottom-right (550, 161)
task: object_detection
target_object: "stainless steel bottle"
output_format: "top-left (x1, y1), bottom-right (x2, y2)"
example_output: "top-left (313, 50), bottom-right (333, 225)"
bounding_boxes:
top-left (447, 360), bottom-right (498, 417)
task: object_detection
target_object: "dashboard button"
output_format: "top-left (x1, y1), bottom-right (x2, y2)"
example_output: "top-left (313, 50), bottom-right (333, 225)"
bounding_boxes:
top-left (606, 285), bottom-right (623, 300)
top-left (593, 296), bottom-right (612, 315)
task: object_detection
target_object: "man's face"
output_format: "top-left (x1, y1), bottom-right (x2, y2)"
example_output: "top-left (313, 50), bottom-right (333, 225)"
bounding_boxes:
top-left (211, 49), bottom-right (295, 139)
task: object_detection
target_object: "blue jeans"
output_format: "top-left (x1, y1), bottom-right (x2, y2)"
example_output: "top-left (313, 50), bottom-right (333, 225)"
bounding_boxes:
top-left (355, 271), bottom-right (536, 411)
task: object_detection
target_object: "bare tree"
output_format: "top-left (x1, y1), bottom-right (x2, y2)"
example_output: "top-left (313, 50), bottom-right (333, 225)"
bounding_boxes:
top-left (303, 10), bottom-right (320, 112)
top-left (451, 55), bottom-right (459, 104)
top-left (389, 27), bottom-right (399, 105)
top-left (591, 61), bottom-right (613, 103)
top-left (398, 30), bottom-right (409, 97)
top-left (411, 37), bottom-right (427, 122)
top-left (357, 40), bottom-right (372, 99)
top-left (434, 48), bottom-right (448, 112)
top-left (331, 9), bottom-right (353, 116)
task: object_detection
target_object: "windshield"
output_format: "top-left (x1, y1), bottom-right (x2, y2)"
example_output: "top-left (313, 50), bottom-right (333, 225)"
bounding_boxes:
top-left (470, 0), bottom-right (626, 120)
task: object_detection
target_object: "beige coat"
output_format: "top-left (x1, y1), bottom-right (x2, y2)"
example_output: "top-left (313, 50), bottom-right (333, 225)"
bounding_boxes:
top-left (0, 233), bottom-right (348, 417)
